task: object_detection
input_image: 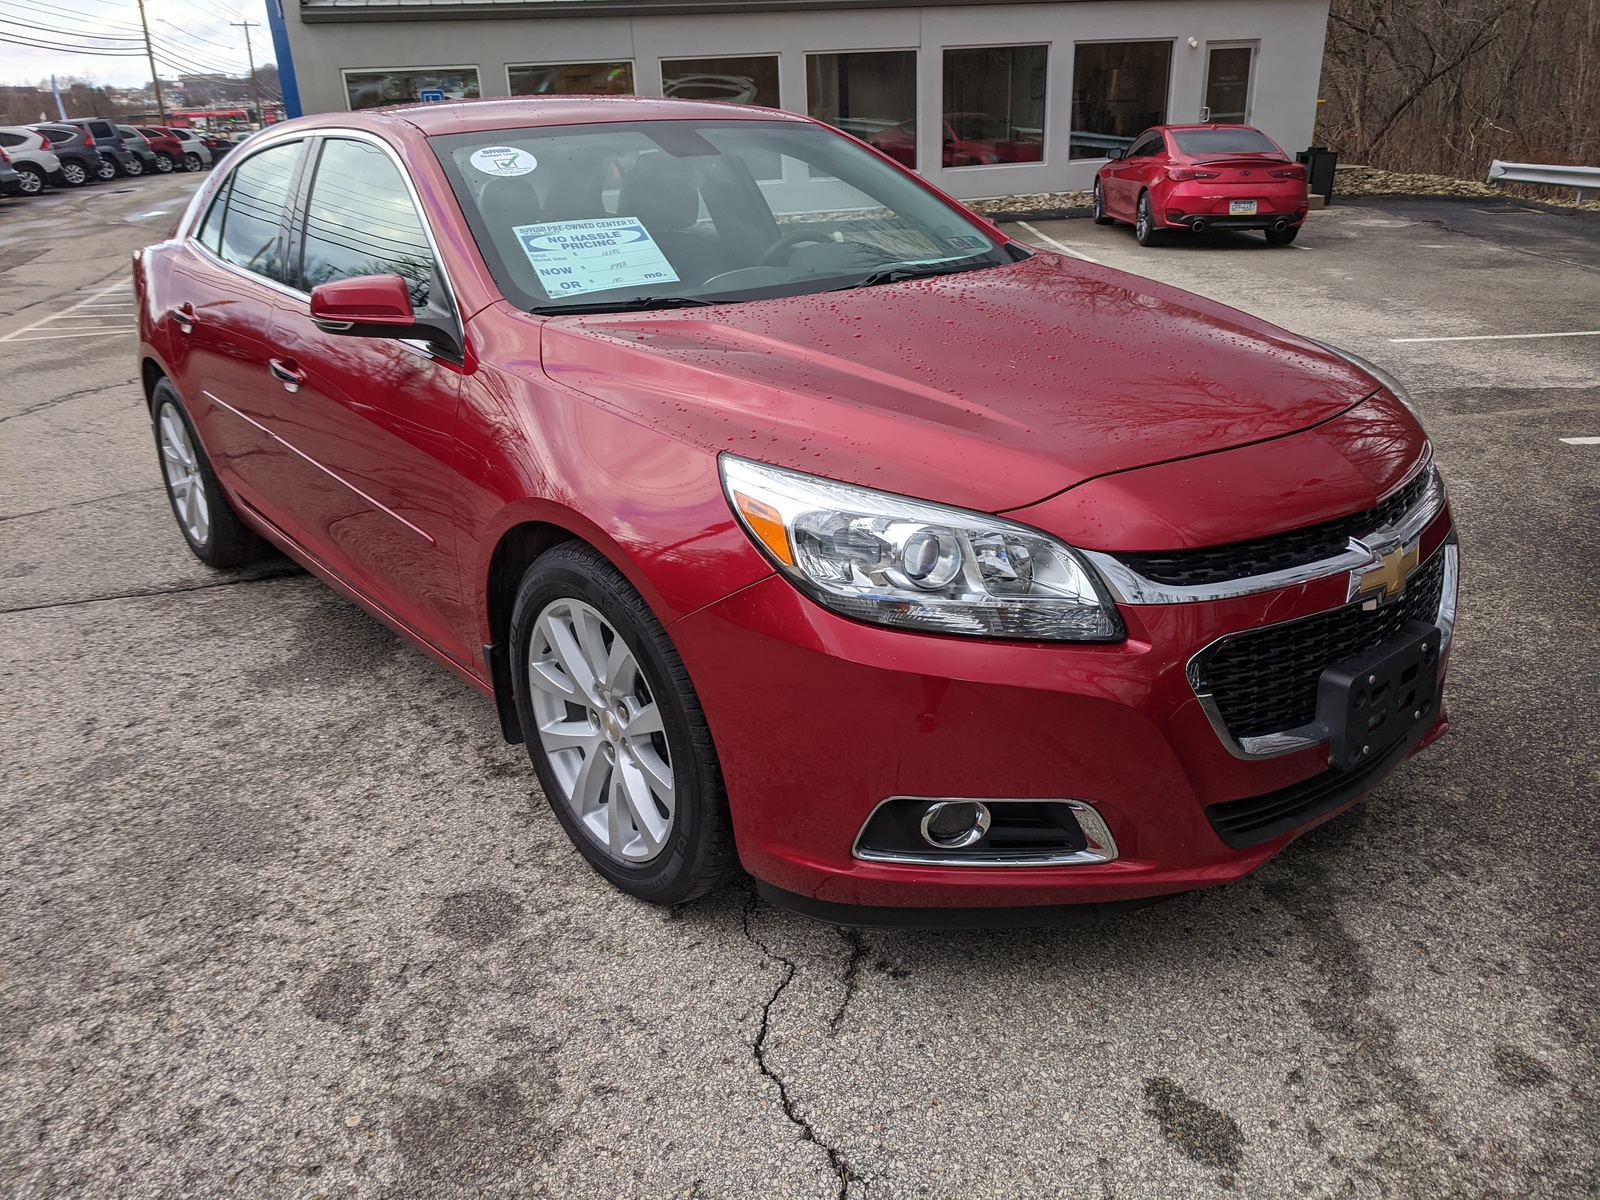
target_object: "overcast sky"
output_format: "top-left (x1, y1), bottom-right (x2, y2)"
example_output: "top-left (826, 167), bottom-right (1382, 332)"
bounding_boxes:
top-left (1, 0), bottom-right (274, 89)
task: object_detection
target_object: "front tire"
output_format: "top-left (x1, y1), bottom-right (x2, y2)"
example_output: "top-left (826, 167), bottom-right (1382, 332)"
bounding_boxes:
top-left (123, 155), bottom-right (144, 177)
top-left (59, 161), bottom-right (88, 186)
top-left (183, 152), bottom-right (203, 172)
top-left (1266, 224), bottom-right (1301, 245)
top-left (1092, 179), bottom-right (1115, 225)
top-left (509, 542), bottom-right (736, 906)
top-left (1135, 191), bottom-right (1161, 246)
top-left (95, 154), bottom-right (118, 181)
top-left (154, 152), bottom-right (174, 173)
top-left (151, 380), bottom-right (267, 568)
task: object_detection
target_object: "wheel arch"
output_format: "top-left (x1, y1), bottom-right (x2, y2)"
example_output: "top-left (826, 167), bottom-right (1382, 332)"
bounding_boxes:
top-left (140, 356), bottom-right (167, 412)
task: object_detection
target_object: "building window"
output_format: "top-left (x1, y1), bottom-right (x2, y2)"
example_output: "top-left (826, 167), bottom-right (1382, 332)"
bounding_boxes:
top-left (509, 61), bottom-right (634, 96)
top-left (660, 56), bottom-right (779, 108)
top-left (807, 51), bottom-right (917, 168)
top-left (1070, 42), bottom-right (1171, 158)
top-left (940, 45), bottom-right (1046, 168)
top-left (344, 68), bottom-right (480, 110)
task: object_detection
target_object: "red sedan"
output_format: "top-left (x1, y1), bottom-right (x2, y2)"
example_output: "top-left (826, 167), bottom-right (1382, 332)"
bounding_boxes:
top-left (134, 97), bottom-right (1454, 925)
top-left (870, 113), bottom-right (1044, 168)
top-left (1094, 123), bottom-right (1310, 246)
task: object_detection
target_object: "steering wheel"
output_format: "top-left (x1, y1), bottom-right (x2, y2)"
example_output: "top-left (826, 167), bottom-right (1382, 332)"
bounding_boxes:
top-left (757, 229), bottom-right (835, 267)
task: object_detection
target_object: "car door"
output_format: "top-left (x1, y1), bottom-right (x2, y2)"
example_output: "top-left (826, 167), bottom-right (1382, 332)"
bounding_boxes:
top-left (167, 137), bottom-right (310, 524)
top-left (1107, 131), bottom-right (1164, 217)
top-left (264, 133), bottom-right (471, 665)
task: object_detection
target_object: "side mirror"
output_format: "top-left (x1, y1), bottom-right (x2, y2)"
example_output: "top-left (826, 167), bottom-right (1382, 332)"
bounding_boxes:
top-left (309, 273), bottom-right (462, 358)
top-left (1106, 147), bottom-right (1125, 161)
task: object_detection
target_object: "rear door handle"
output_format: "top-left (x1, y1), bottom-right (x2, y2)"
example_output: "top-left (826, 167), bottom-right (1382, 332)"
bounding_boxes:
top-left (170, 303), bottom-right (195, 333)
top-left (268, 357), bottom-right (305, 393)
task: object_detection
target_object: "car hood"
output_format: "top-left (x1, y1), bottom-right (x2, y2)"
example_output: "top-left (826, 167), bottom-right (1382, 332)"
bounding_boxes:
top-left (537, 252), bottom-right (1380, 513)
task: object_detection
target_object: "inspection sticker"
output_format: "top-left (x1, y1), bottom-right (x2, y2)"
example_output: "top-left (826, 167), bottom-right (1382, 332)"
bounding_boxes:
top-left (470, 146), bottom-right (537, 176)
top-left (512, 217), bottom-right (680, 297)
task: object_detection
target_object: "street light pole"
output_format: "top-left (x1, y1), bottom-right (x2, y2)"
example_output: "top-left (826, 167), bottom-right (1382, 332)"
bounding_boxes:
top-left (135, 0), bottom-right (167, 122)
top-left (230, 20), bottom-right (263, 126)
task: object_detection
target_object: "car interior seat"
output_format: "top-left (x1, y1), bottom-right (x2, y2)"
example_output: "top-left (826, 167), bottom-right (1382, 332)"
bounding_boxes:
top-left (616, 152), bottom-right (730, 285)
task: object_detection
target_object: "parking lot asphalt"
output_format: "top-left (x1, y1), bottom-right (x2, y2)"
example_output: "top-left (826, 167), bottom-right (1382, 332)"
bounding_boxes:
top-left (1, 174), bottom-right (1596, 1200)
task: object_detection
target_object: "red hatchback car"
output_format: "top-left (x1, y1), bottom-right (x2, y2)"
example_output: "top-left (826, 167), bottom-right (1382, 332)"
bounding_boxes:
top-left (135, 98), bottom-right (1455, 925)
top-left (1094, 123), bottom-right (1310, 246)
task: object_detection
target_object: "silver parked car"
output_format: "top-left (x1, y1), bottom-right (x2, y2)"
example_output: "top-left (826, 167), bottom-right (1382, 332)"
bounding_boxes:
top-left (0, 127), bottom-right (67, 193)
top-left (163, 126), bottom-right (212, 171)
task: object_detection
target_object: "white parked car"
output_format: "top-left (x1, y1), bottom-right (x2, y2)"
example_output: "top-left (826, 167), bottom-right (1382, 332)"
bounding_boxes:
top-left (0, 127), bottom-right (67, 193)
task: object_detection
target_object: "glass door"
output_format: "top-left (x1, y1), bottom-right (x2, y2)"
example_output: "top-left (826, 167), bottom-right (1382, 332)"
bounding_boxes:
top-left (1202, 44), bottom-right (1254, 124)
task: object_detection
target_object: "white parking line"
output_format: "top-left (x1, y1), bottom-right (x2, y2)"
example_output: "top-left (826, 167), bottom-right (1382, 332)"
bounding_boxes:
top-left (1389, 330), bottom-right (1600, 343)
top-left (1560, 437), bottom-right (1600, 445)
top-left (1015, 221), bottom-right (1101, 264)
top-left (0, 280), bottom-right (136, 343)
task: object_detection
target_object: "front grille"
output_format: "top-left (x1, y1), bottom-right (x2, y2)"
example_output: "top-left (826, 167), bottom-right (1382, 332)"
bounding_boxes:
top-left (1118, 468), bottom-right (1432, 587)
top-left (1199, 546), bottom-right (1447, 740)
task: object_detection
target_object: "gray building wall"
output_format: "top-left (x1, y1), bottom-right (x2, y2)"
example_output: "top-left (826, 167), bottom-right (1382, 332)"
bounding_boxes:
top-left (283, 0), bottom-right (1331, 199)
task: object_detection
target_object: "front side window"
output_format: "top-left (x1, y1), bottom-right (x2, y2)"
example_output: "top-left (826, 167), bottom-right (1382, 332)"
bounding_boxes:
top-left (1070, 41), bottom-right (1172, 159)
top-left (807, 51), bottom-right (917, 168)
top-left (941, 45), bottom-right (1046, 168)
top-left (431, 118), bottom-right (1009, 314)
top-left (299, 138), bottom-right (438, 308)
top-left (215, 140), bottom-right (302, 282)
top-left (509, 61), bottom-right (633, 96)
top-left (344, 67), bottom-right (481, 111)
top-left (661, 56), bottom-right (779, 108)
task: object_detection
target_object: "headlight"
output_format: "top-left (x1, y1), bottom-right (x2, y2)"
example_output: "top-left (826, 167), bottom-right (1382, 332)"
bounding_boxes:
top-left (1310, 339), bottom-right (1427, 426)
top-left (720, 455), bottom-right (1124, 642)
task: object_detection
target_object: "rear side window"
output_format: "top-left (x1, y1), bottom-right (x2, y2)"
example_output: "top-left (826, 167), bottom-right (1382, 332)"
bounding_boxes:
top-left (197, 177), bottom-right (232, 254)
top-left (216, 141), bottom-right (302, 282)
top-left (1126, 132), bottom-right (1165, 158)
top-left (0, 133), bottom-right (23, 148)
top-left (299, 138), bottom-right (437, 308)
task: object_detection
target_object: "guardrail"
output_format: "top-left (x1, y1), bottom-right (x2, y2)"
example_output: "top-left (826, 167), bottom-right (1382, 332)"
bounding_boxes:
top-left (1486, 160), bottom-right (1599, 202)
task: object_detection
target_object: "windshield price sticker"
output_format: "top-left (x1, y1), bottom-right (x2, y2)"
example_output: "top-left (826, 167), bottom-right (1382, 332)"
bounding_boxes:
top-left (470, 146), bottom-right (537, 176)
top-left (512, 218), bottom-right (681, 297)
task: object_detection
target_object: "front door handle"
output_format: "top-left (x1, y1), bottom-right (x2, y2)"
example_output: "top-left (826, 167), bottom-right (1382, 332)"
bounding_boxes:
top-left (170, 303), bottom-right (196, 333)
top-left (268, 357), bottom-right (305, 393)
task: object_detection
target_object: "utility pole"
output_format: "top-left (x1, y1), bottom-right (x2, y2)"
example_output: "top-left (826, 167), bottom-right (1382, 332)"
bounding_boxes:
top-left (135, 0), bottom-right (167, 122)
top-left (230, 20), bottom-right (263, 126)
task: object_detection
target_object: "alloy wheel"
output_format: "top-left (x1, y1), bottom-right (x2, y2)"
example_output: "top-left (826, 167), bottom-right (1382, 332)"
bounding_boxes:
top-left (155, 153), bottom-right (173, 173)
top-left (184, 152), bottom-right (202, 172)
top-left (1093, 181), bottom-right (1103, 220)
top-left (526, 598), bottom-right (675, 864)
top-left (96, 156), bottom-right (117, 180)
top-left (157, 403), bottom-right (210, 547)
top-left (124, 156), bottom-right (144, 176)
top-left (61, 161), bottom-right (86, 185)
top-left (1136, 197), bottom-right (1150, 240)
top-left (16, 167), bottom-right (42, 195)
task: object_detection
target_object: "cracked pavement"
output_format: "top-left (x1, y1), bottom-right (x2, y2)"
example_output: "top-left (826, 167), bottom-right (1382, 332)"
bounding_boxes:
top-left (1, 174), bottom-right (1596, 1198)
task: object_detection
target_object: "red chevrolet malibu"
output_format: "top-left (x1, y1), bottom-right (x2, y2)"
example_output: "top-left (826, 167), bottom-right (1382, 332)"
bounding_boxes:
top-left (134, 98), bottom-right (1455, 925)
top-left (1094, 123), bottom-right (1310, 246)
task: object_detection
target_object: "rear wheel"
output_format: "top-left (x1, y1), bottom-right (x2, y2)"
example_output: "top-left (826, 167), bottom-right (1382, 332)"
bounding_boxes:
top-left (151, 379), bottom-right (267, 568)
top-left (1092, 178), bottom-right (1115, 225)
top-left (59, 160), bottom-right (87, 186)
top-left (154, 152), bottom-right (174, 173)
top-left (1266, 224), bottom-right (1301, 246)
top-left (14, 165), bottom-right (43, 196)
top-left (1135, 191), bottom-right (1161, 246)
top-left (123, 155), bottom-right (144, 177)
top-left (183, 152), bottom-right (203, 172)
top-left (509, 541), bottom-right (736, 906)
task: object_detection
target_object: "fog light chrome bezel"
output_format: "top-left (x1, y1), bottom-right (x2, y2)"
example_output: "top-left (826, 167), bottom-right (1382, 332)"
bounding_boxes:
top-left (852, 797), bottom-right (1119, 867)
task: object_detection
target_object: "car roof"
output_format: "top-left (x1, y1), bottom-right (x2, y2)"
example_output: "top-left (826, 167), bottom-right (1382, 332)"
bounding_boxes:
top-left (265, 95), bottom-right (809, 140)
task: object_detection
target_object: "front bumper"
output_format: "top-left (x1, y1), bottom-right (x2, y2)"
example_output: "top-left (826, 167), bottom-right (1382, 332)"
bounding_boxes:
top-left (670, 511), bottom-right (1454, 915)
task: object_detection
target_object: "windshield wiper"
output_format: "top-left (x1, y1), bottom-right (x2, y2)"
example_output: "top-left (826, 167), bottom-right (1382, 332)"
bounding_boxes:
top-left (533, 295), bottom-right (728, 315)
top-left (833, 256), bottom-right (995, 291)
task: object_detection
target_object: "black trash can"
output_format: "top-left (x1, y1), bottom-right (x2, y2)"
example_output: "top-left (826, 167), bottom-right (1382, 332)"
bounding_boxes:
top-left (1296, 147), bottom-right (1339, 204)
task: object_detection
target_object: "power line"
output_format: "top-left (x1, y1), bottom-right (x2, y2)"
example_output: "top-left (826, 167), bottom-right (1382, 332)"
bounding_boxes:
top-left (0, 31), bottom-right (146, 53)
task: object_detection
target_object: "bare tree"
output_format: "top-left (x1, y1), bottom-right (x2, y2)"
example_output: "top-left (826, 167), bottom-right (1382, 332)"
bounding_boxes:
top-left (1318, 0), bottom-right (1599, 177)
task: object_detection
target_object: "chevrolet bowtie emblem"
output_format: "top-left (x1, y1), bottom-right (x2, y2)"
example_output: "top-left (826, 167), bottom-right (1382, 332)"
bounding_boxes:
top-left (1353, 542), bottom-right (1419, 603)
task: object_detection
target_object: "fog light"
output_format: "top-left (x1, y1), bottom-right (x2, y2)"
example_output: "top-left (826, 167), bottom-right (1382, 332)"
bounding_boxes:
top-left (919, 800), bottom-right (992, 849)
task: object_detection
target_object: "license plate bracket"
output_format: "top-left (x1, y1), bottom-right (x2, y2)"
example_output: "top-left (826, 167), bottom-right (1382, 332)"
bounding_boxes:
top-left (1316, 621), bottom-right (1442, 770)
top-left (1229, 200), bottom-right (1258, 215)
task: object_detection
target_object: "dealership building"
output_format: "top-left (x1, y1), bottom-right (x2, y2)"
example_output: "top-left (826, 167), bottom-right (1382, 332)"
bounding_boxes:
top-left (267, 0), bottom-right (1331, 200)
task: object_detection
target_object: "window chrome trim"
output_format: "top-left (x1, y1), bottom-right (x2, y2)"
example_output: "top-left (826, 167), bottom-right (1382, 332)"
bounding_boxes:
top-left (851, 797), bottom-right (1118, 867)
top-left (1085, 458), bottom-right (1443, 605)
top-left (1186, 538), bottom-right (1458, 761)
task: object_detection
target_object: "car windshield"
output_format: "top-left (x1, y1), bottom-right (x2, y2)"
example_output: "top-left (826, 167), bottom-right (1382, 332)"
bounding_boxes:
top-left (1171, 128), bottom-right (1281, 156)
top-left (430, 118), bottom-right (1010, 314)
